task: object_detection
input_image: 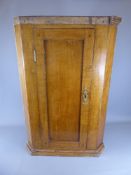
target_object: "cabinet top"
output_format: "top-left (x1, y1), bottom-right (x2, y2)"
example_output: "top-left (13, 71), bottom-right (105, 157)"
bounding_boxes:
top-left (14, 16), bottom-right (121, 25)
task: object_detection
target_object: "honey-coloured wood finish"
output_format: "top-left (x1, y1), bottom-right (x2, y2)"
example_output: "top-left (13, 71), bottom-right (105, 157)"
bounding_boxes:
top-left (14, 16), bottom-right (121, 156)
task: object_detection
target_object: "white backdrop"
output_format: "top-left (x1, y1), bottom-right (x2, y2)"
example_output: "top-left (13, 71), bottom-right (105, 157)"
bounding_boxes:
top-left (0, 0), bottom-right (131, 126)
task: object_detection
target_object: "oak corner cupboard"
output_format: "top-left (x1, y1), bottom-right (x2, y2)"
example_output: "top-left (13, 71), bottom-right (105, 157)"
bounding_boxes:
top-left (14, 16), bottom-right (121, 156)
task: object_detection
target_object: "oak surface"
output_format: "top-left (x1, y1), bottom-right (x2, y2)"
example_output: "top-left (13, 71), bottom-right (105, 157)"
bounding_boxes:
top-left (14, 16), bottom-right (121, 156)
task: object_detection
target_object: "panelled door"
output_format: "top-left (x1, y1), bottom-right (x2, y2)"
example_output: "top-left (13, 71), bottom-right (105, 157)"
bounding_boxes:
top-left (33, 28), bottom-right (95, 150)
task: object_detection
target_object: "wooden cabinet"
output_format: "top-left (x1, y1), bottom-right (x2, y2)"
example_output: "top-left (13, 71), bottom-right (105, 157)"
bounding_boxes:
top-left (14, 16), bottom-right (121, 156)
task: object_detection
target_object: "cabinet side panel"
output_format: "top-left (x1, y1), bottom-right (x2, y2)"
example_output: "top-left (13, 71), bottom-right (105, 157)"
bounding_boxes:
top-left (87, 26), bottom-right (109, 149)
top-left (14, 25), bottom-right (32, 145)
top-left (15, 24), bottom-right (43, 149)
top-left (97, 26), bottom-right (117, 147)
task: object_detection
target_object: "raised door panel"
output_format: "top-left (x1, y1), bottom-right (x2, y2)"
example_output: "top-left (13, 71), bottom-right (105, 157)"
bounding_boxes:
top-left (45, 39), bottom-right (83, 142)
top-left (34, 28), bottom-right (95, 150)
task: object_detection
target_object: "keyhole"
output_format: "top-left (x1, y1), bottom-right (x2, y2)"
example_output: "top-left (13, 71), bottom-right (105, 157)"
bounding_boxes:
top-left (82, 89), bottom-right (88, 103)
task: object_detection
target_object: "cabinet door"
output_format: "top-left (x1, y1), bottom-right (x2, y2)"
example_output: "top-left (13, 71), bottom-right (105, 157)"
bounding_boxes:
top-left (33, 28), bottom-right (94, 150)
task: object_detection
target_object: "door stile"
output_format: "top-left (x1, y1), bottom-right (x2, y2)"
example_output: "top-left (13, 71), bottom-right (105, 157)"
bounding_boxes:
top-left (33, 29), bottom-right (50, 148)
top-left (79, 29), bottom-right (95, 148)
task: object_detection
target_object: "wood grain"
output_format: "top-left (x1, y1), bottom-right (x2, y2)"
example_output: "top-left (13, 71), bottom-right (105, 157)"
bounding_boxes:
top-left (45, 39), bottom-right (82, 142)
